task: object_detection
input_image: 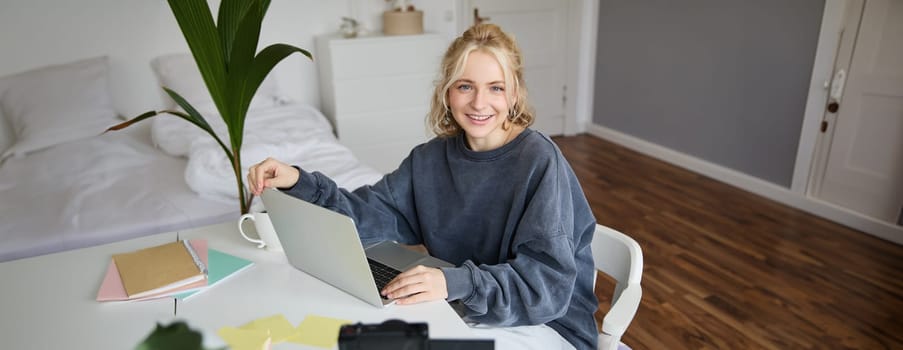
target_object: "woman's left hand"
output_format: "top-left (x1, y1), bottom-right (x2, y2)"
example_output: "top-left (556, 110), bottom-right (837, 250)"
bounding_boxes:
top-left (381, 265), bottom-right (448, 305)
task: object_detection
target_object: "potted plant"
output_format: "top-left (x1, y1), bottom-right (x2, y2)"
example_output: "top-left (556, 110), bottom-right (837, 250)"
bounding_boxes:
top-left (108, 0), bottom-right (311, 214)
top-left (134, 321), bottom-right (219, 350)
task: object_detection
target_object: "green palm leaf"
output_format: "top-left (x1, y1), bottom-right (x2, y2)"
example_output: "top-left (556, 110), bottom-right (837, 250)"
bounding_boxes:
top-left (111, 0), bottom-right (310, 215)
top-left (104, 89), bottom-right (233, 163)
top-left (162, 88), bottom-right (233, 160)
top-left (223, 0), bottom-right (267, 149)
top-left (229, 44), bottom-right (313, 149)
top-left (166, 0), bottom-right (228, 116)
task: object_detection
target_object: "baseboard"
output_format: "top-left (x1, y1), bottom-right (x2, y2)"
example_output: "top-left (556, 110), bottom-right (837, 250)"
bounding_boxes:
top-left (586, 123), bottom-right (903, 246)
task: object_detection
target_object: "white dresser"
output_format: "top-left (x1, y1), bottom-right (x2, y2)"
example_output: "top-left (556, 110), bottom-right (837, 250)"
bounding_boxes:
top-left (316, 33), bottom-right (447, 173)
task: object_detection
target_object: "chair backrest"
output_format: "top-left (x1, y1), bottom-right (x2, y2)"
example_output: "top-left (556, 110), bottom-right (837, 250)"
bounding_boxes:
top-left (592, 224), bottom-right (643, 350)
top-left (592, 224), bottom-right (643, 303)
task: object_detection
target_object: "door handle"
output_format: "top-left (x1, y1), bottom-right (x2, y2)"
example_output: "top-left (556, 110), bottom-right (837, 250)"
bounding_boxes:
top-left (474, 8), bottom-right (490, 25)
top-left (826, 68), bottom-right (846, 114)
top-left (827, 101), bottom-right (840, 113)
top-left (830, 68), bottom-right (846, 101)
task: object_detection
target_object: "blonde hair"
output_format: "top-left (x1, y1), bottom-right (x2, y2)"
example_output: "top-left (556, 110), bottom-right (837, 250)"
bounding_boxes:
top-left (427, 24), bottom-right (534, 138)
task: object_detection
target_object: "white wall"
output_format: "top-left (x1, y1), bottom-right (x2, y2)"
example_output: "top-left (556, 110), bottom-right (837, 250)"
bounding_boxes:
top-left (352, 0), bottom-right (460, 41)
top-left (0, 0), bottom-right (459, 118)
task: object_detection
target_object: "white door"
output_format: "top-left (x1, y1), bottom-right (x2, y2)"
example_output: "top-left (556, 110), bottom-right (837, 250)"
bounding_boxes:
top-left (812, 0), bottom-right (903, 225)
top-left (465, 0), bottom-right (568, 136)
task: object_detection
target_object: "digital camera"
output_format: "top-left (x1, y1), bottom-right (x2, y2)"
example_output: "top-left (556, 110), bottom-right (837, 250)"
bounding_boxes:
top-left (338, 319), bottom-right (429, 350)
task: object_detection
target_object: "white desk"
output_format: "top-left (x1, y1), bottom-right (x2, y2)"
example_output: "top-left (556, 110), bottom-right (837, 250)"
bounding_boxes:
top-left (0, 221), bottom-right (475, 349)
top-left (177, 222), bottom-right (474, 348)
top-left (0, 232), bottom-right (178, 349)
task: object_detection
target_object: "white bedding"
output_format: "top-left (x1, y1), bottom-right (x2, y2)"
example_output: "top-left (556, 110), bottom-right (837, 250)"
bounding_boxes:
top-left (0, 104), bottom-right (383, 262)
top-left (180, 103), bottom-right (382, 205)
top-left (0, 129), bottom-right (232, 262)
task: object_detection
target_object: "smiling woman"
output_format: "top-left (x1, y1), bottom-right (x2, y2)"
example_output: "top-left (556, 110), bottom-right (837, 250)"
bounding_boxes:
top-left (427, 24), bottom-right (534, 148)
top-left (447, 51), bottom-right (518, 151)
top-left (246, 24), bottom-right (599, 350)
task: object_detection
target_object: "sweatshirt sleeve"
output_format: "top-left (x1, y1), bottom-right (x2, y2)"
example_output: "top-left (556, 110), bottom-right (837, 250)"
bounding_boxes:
top-left (441, 153), bottom-right (581, 326)
top-left (280, 156), bottom-right (423, 246)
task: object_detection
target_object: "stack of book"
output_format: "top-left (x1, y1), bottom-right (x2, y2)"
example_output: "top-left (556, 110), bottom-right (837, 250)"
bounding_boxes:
top-left (97, 239), bottom-right (253, 302)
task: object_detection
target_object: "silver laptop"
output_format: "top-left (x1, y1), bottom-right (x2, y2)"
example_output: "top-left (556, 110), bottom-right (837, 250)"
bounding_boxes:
top-left (260, 188), bottom-right (454, 307)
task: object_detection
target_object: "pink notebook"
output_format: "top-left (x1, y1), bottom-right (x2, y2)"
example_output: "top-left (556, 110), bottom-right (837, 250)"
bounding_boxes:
top-left (96, 239), bottom-right (208, 302)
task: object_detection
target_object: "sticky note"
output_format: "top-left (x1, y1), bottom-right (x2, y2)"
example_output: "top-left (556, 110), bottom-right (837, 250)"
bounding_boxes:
top-left (217, 326), bottom-right (271, 350)
top-left (287, 315), bottom-right (353, 348)
top-left (241, 314), bottom-right (297, 344)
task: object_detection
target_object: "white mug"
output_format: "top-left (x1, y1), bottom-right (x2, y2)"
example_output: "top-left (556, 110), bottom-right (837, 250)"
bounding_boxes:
top-left (237, 212), bottom-right (283, 252)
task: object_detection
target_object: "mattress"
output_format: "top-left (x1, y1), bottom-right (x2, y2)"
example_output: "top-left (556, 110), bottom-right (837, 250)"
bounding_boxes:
top-left (0, 103), bottom-right (384, 262)
top-left (0, 127), bottom-right (235, 262)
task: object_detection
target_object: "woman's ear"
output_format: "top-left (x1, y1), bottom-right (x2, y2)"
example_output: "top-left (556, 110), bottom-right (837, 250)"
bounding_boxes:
top-left (508, 91), bottom-right (518, 114)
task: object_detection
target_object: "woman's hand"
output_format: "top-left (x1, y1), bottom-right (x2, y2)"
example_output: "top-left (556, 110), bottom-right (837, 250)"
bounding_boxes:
top-left (247, 157), bottom-right (301, 195)
top-left (381, 265), bottom-right (448, 305)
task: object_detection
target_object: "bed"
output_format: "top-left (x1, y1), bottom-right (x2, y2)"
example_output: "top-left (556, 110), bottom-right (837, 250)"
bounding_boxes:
top-left (0, 55), bottom-right (383, 262)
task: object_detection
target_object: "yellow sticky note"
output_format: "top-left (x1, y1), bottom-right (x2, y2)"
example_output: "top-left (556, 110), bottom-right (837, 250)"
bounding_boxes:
top-left (241, 314), bottom-right (297, 344)
top-left (287, 315), bottom-right (353, 348)
top-left (217, 326), bottom-right (272, 350)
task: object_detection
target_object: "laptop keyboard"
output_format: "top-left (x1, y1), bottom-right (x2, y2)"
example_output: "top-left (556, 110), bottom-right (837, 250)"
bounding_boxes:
top-left (368, 258), bottom-right (402, 295)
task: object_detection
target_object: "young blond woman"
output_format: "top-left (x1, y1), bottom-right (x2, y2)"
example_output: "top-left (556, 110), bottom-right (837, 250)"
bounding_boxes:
top-left (248, 24), bottom-right (598, 350)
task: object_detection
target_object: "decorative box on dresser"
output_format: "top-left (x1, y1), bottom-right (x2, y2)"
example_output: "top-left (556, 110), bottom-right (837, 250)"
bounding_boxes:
top-left (316, 33), bottom-right (447, 174)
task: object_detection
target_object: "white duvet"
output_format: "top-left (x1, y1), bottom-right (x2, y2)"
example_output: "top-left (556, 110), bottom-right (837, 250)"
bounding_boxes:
top-left (0, 104), bottom-right (383, 262)
top-left (161, 103), bottom-right (383, 207)
top-left (0, 129), bottom-right (234, 262)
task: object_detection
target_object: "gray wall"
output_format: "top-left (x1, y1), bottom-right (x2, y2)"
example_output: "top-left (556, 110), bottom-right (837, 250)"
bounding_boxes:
top-left (592, 0), bottom-right (824, 188)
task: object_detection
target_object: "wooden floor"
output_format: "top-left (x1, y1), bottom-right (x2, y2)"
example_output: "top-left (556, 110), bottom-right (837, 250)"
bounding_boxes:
top-left (552, 134), bottom-right (903, 350)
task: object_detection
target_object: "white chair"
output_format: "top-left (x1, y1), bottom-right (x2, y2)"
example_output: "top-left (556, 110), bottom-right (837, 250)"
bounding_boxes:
top-left (592, 224), bottom-right (644, 350)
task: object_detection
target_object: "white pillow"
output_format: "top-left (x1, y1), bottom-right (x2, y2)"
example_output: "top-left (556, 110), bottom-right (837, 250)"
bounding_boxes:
top-left (0, 56), bottom-right (119, 160)
top-left (150, 53), bottom-right (281, 111)
top-left (149, 53), bottom-right (281, 157)
top-left (152, 113), bottom-right (228, 157)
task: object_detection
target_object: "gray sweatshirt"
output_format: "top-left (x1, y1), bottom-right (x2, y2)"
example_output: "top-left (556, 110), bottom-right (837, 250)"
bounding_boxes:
top-left (283, 129), bottom-right (598, 349)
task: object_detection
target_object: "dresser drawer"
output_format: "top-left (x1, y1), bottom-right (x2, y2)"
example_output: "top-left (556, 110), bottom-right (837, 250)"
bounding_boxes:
top-left (317, 33), bottom-right (446, 173)
top-left (332, 75), bottom-right (434, 115)
top-left (326, 34), bottom-right (446, 80)
top-left (335, 107), bottom-right (432, 146)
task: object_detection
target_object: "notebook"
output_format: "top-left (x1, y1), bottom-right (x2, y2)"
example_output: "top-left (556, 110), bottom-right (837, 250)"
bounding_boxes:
top-left (174, 248), bottom-right (254, 300)
top-left (260, 188), bottom-right (454, 308)
top-left (112, 240), bottom-right (207, 299)
top-left (97, 239), bottom-right (208, 302)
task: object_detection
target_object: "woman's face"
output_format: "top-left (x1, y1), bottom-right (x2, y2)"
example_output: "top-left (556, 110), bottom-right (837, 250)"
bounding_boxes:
top-left (447, 50), bottom-right (513, 151)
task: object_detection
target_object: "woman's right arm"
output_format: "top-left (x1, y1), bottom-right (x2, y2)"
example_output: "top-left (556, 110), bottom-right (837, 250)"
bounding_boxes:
top-left (247, 155), bottom-right (422, 246)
